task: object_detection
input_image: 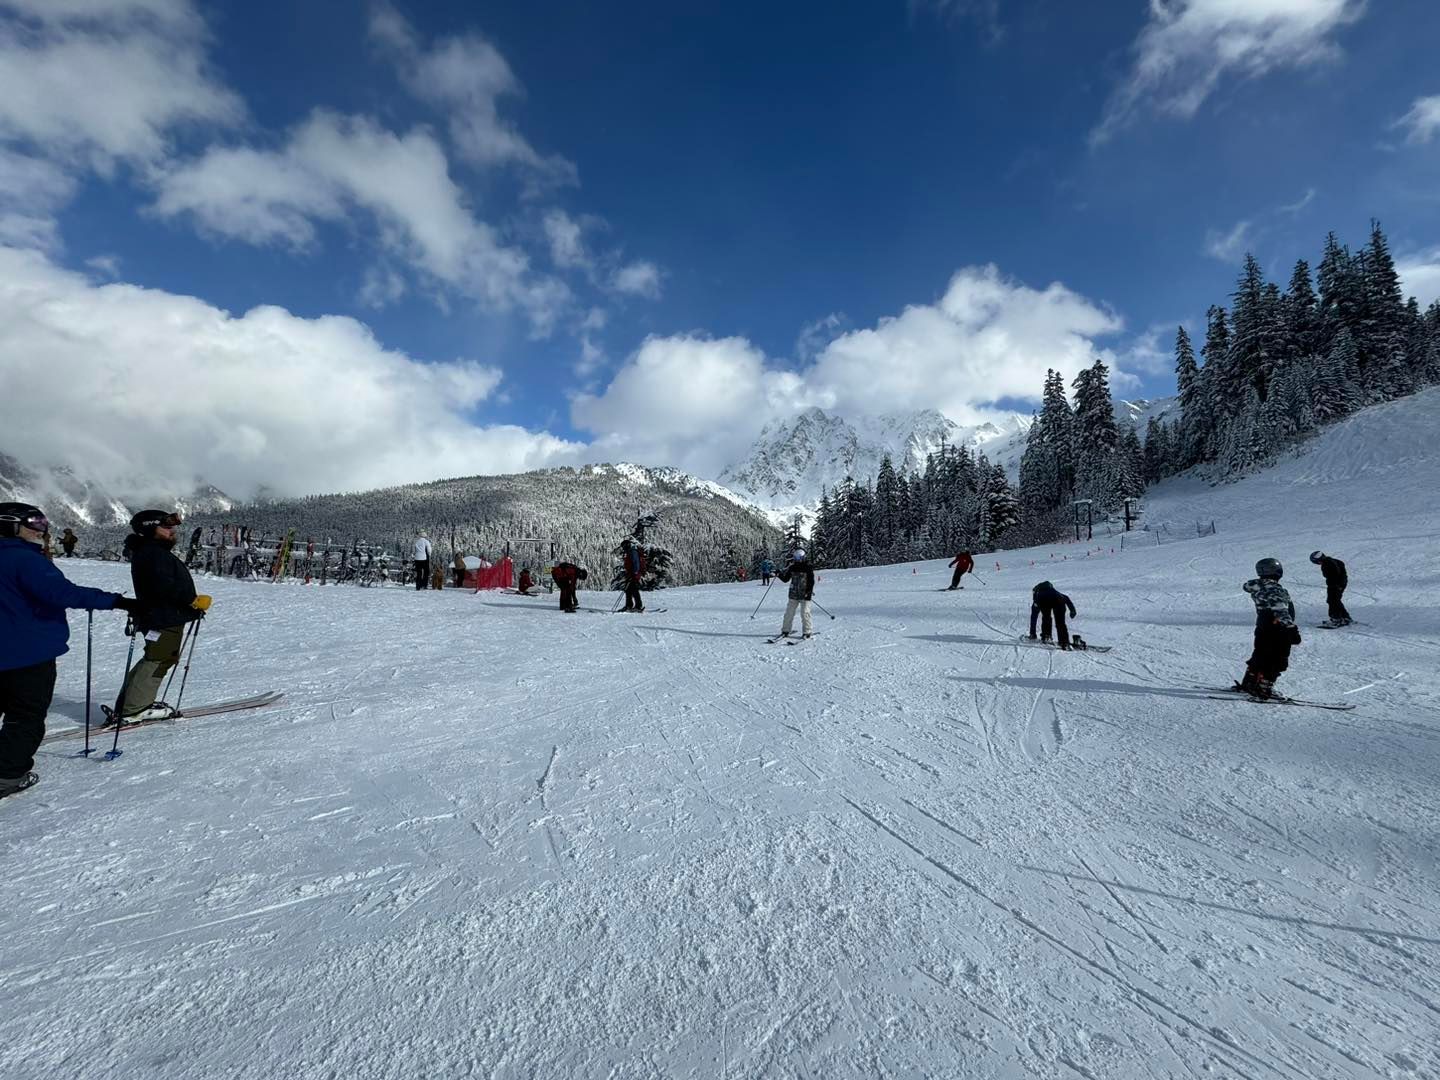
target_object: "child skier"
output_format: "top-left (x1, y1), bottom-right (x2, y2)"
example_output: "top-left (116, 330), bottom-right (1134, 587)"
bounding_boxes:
top-left (1028, 581), bottom-right (1076, 649)
top-left (1239, 557), bottom-right (1301, 699)
top-left (1310, 551), bottom-right (1352, 627)
top-left (775, 549), bottom-right (815, 640)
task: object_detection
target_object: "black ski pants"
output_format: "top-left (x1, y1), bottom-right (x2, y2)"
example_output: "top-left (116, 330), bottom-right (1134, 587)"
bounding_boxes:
top-left (949, 566), bottom-right (966, 589)
top-left (0, 660), bottom-right (57, 779)
top-left (414, 560), bottom-right (429, 589)
top-left (1247, 621), bottom-right (1294, 680)
top-left (1030, 601), bottom-right (1069, 644)
top-left (1327, 584), bottom-right (1351, 622)
top-left (558, 582), bottom-right (578, 612)
top-left (623, 579), bottom-right (644, 611)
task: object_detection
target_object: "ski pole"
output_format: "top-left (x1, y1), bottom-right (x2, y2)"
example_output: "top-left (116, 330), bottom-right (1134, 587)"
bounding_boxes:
top-left (173, 619), bottom-right (204, 713)
top-left (970, 572), bottom-right (987, 586)
top-left (160, 621), bottom-right (195, 704)
top-left (610, 587), bottom-right (625, 613)
top-left (811, 598), bottom-right (837, 621)
top-left (749, 579), bottom-right (775, 619)
top-left (108, 629), bottom-right (138, 760)
top-left (80, 610), bottom-right (94, 758)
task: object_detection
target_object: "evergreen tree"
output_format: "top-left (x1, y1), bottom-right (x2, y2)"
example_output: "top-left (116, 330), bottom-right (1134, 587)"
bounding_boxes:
top-left (1039, 369), bottom-right (1076, 496)
top-left (1071, 359), bottom-right (1121, 507)
top-left (1142, 417), bottom-right (1170, 483)
top-left (1359, 220), bottom-right (1408, 400)
top-left (1227, 255), bottom-right (1273, 404)
top-left (873, 454), bottom-right (902, 553)
top-left (1173, 325), bottom-right (1208, 467)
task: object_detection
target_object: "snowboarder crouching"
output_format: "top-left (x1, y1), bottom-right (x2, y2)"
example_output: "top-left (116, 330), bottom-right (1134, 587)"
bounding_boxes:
top-left (1310, 551), bottom-right (1352, 627)
top-left (1, 502), bottom-right (136, 798)
top-left (517, 567), bottom-right (535, 595)
top-left (947, 551), bottom-right (974, 590)
top-left (776, 549), bottom-right (815, 639)
top-left (1240, 558), bottom-right (1301, 700)
top-left (1029, 581), bottom-right (1076, 649)
top-left (551, 562), bottom-right (586, 612)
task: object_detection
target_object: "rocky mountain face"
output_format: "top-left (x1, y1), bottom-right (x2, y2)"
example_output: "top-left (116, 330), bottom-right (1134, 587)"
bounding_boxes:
top-left (0, 451), bottom-right (236, 527)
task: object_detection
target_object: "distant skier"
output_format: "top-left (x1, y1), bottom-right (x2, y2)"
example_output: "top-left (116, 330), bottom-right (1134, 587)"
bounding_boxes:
top-left (517, 567), bottom-right (536, 595)
top-left (1, 503), bottom-right (135, 798)
top-left (1239, 557), bottom-right (1301, 700)
top-left (185, 525), bottom-right (204, 567)
top-left (736, 566), bottom-right (747, 582)
top-left (413, 532), bottom-right (433, 591)
top-left (760, 558), bottom-right (774, 586)
top-left (947, 551), bottom-right (974, 590)
top-left (1310, 551), bottom-right (1352, 627)
top-left (621, 539), bottom-right (646, 613)
top-left (775, 548), bottom-right (815, 640)
top-left (452, 552), bottom-right (467, 589)
top-left (114, 510), bottom-right (210, 722)
top-left (552, 562), bottom-right (586, 612)
top-left (1029, 580), bottom-right (1076, 649)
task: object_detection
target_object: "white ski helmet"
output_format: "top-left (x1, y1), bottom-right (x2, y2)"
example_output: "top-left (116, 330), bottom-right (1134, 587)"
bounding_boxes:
top-left (792, 548), bottom-right (806, 561)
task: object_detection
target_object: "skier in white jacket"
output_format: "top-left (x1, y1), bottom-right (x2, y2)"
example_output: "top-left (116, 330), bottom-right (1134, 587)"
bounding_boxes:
top-left (413, 533), bottom-right (433, 591)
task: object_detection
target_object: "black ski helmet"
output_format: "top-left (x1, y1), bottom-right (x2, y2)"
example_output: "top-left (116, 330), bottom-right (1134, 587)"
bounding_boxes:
top-left (0, 501), bottom-right (47, 538)
top-left (1309, 550), bottom-right (1324, 564)
top-left (1255, 557), bottom-right (1283, 580)
top-left (130, 509), bottom-right (181, 537)
top-left (577, 567), bottom-right (589, 581)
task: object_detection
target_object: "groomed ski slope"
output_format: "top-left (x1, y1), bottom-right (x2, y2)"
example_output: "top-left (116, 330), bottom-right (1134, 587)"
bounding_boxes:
top-left (4, 391), bottom-right (1439, 1080)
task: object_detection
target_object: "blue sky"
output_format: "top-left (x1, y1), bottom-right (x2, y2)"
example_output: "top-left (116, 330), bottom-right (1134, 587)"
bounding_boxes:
top-left (2, 0), bottom-right (1439, 496)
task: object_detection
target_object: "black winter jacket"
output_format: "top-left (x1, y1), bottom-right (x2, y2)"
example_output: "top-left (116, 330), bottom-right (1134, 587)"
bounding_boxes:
top-left (1318, 555), bottom-right (1347, 590)
top-left (777, 560), bottom-right (814, 601)
top-left (129, 537), bottom-right (199, 632)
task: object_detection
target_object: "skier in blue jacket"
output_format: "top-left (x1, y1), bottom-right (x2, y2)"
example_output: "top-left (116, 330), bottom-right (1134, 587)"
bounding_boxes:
top-left (1, 503), bottom-right (135, 798)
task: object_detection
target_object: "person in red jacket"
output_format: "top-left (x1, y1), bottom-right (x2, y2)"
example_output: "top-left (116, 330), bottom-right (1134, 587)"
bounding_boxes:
top-left (551, 562), bottom-right (586, 612)
top-left (517, 567), bottom-right (536, 595)
top-left (947, 551), bottom-right (974, 590)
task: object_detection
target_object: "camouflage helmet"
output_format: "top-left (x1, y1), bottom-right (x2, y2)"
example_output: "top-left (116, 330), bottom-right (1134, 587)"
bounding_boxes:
top-left (1255, 557), bottom-right (1283, 580)
top-left (1309, 550), bottom-right (1324, 564)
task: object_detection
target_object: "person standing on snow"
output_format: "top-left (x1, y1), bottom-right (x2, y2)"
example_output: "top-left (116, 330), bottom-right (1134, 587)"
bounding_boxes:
top-left (1239, 557), bottom-right (1301, 699)
top-left (947, 550), bottom-right (974, 590)
top-left (114, 510), bottom-right (210, 722)
top-left (760, 557), bottom-right (774, 586)
top-left (1029, 580), bottom-right (1076, 649)
top-left (775, 548), bottom-right (815, 640)
top-left (1310, 551), bottom-right (1352, 627)
top-left (621, 539), bottom-right (646, 613)
top-left (60, 528), bottom-right (78, 557)
top-left (413, 532), bottom-right (433, 591)
top-left (551, 562), bottom-right (585, 612)
top-left (1, 504), bottom-right (136, 798)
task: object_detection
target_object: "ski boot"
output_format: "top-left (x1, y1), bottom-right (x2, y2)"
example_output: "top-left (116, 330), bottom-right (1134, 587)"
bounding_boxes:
top-left (1236, 667), bottom-right (1261, 695)
top-left (1070, 634), bottom-right (1087, 651)
top-left (115, 702), bottom-right (180, 725)
top-left (0, 771), bottom-right (39, 800)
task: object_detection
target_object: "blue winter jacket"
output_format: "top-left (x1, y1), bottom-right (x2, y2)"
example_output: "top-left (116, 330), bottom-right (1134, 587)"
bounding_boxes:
top-left (0, 537), bottom-right (119, 671)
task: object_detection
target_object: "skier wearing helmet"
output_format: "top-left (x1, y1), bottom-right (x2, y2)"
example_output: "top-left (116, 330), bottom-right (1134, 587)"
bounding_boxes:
top-left (775, 548), bottom-right (815, 640)
top-left (0, 503), bottom-right (136, 798)
top-left (1239, 557), bottom-right (1301, 699)
top-left (1310, 551), bottom-right (1352, 627)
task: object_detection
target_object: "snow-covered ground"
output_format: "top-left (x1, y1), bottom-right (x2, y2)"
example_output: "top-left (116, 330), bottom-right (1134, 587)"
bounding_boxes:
top-left (4, 392), bottom-right (1439, 1079)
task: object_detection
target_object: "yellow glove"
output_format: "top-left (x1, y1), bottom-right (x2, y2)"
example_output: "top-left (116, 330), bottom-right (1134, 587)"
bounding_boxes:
top-left (191, 595), bottom-right (213, 611)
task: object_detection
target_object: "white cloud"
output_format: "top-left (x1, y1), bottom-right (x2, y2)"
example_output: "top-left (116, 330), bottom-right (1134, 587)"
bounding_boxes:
top-left (611, 260), bottom-right (662, 299)
top-left (153, 111), bottom-right (570, 334)
top-left (0, 245), bottom-right (580, 497)
top-left (0, 0), bottom-right (242, 169)
top-left (1394, 95), bottom-right (1440, 146)
top-left (573, 265), bottom-right (1124, 477)
top-left (0, 149), bottom-right (75, 251)
top-left (1278, 186), bottom-right (1317, 214)
top-left (1092, 0), bottom-right (1366, 145)
top-left (358, 265), bottom-right (407, 309)
top-left (369, 1), bottom-right (575, 186)
top-left (1204, 218), bottom-right (1252, 262)
top-left (795, 313), bottom-right (846, 361)
top-left (542, 209), bottom-right (589, 270)
top-left (1398, 249), bottom-right (1440, 308)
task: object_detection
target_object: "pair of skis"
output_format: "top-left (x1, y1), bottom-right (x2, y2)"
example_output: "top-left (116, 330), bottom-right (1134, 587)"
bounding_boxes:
top-left (1196, 685), bottom-right (1355, 711)
top-left (765, 635), bottom-right (813, 646)
top-left (47, 691), bottom-right (286, 743)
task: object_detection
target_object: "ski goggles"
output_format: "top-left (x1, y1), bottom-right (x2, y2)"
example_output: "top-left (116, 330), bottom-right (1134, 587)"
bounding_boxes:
top-left (0, 510), bottom-right (49, 534)
top-left (137, 512), bottom-right (184, 529)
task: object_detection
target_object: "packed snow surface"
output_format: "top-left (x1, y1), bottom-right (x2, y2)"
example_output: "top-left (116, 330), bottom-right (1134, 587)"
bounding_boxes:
top-left (4, 392), bottom-right (1440, 1078)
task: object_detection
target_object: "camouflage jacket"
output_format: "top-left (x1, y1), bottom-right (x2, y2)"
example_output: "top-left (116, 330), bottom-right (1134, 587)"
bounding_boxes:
top-left (1243, 578), bottom-right (1296, 628)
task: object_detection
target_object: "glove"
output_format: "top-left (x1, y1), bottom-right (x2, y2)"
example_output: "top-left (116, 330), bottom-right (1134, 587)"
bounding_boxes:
top-left (1288, 625), bottom-right (1302, 645)
top-left (191, 595), bottom-right (212, 611)
top-left (112, 595), bottom-right (138, 613)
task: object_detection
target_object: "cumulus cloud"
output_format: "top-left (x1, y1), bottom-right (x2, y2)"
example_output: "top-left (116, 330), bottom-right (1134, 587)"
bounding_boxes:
top-left (542, 209), bottom-right (589, 270)
top-left (1394, 95), bottom-right (1440, 145)
top-left (153, 110), bottom-right (570, 334)
top-left (369, 1), bottom-right (575, 186)
top-left (0, 149), bottom-right (75, 251)
top-left (1398, 249), bottom-right (1440, 308)
top-left (1204, 219), bottom-right (1253, 262)
top-left (0, 245), bottom-right (580, 497)
top-left (611, 260), bottom-right (662, 299)
top-left (573, 265), bottom-right (1125, 477)
top-left (1092, 0), bottom-right (1366, 145)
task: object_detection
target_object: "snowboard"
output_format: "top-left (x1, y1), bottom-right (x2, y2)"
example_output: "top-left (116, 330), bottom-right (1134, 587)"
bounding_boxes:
top-left (48, 691), bottom-right (286, 741)
top-left (1197, 685), bottom-right (1355, 711)
top-left (1015, 636), bottom-right (1111, 653)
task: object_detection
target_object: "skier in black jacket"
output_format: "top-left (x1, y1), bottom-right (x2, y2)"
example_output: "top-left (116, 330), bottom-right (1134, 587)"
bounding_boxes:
top-left (114, 510), bottom-right (209, 721)
top-left (1310, 551), bottom-right (1352, 626)
top-left (1028, 581), bottom-right (1076, 649)
top-left (775, 549), bottom-right (816, 639)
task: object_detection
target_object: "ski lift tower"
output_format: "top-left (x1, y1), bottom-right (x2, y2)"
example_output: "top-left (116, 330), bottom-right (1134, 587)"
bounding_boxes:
top-left (1071, 499), bottom-right (1094, 542)
top-left (506, 537), bottom-right (557, 590)
top-left (1122, 496), bottom-right (1143, 532)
